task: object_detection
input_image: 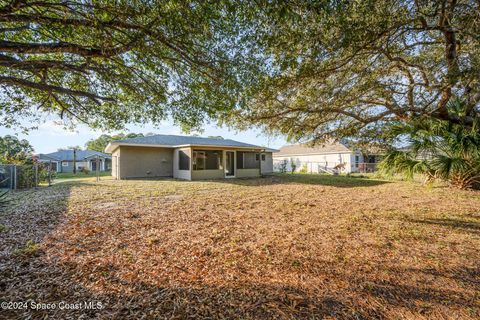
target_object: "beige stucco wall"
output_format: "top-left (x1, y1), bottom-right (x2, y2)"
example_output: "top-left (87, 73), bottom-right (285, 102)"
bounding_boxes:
top-left (236, 168), bottom-right (261, 178)
top-left (191, 169), bottom-right (224, 180)
top-left (261, 152), bottom-right (274, 174)
top-left (111, 148), bottom-right (120, 179)
top-left (117, 146), bottom-right (173, 179)
top-left (173, 147), bottom-right (191, 180)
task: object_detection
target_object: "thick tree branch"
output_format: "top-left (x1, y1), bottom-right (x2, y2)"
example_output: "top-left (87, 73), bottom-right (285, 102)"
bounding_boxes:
top-left (0, 39), bottom-right (134, 57)
top-left (0, 76), bottom-right (114, 102)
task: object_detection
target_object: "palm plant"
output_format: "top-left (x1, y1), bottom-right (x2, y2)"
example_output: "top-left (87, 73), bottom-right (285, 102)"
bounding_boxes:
top-left (379, 100), bottom-right (480, 189)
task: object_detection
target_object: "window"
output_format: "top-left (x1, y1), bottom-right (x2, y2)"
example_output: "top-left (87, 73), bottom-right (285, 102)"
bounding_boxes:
top-left (236, 151), bottom-right (260, 169)
top-left (62, 162), bottom-right (68, 167)
top-left (193, 150), bottom-right (222, 170)
top-left (261, 154), bottom-right (266, 161)
top-left (179, 150), bottom-right (189, 170)
top-left (355, 155), bottom-right (360, 168)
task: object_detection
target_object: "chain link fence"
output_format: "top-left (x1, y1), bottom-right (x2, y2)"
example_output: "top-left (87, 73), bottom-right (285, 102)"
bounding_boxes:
top-left (0, 163), bottom-right (55, 190)
top-left (273, 159), bottom-right (379, 174)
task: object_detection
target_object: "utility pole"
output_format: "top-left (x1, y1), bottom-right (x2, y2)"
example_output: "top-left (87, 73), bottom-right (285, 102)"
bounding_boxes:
top-left (73, 147), bottom-right (77, 175)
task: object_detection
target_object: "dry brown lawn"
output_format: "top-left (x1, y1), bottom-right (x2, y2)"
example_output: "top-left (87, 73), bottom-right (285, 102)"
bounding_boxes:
top-left (1, 174), bottom-right (479, 319)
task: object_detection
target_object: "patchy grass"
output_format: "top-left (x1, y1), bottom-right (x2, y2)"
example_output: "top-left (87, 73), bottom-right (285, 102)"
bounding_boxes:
top-left (1, 174), bottom-right (479, 319)
top-left (56, 171), bottom-right (112, 180)
top-left (14, 240), bottom-right (40, 256)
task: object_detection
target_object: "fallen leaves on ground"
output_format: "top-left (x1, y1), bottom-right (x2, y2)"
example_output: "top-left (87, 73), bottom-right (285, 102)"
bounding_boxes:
top-left (0, 175), bottom-right (479, 319)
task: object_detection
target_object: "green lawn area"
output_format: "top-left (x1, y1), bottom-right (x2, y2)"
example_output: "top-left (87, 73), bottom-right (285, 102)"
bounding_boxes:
top-left (1, 174), bottom-right (479, 319)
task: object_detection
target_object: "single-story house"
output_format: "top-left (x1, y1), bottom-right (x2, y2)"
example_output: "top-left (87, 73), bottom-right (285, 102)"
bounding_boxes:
top-left (273, 141), bottom-right (381, 173)
top-left (37, 150), bottom-right (112, 173)
top-left (104, 134), bottom-right (278, 180)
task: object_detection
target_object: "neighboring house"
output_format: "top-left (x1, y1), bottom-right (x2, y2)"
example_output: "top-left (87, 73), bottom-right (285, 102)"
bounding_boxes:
top-left (104, 134), bottom-right (278, 180)
top-left (37, 150), bottom-right (112, 173)
top-left (273, 141), bottom-right (381, 173)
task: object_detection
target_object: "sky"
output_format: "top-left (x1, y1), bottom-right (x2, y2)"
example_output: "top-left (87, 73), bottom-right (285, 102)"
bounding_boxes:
top-left (0, 119), bottom-right (287, 154)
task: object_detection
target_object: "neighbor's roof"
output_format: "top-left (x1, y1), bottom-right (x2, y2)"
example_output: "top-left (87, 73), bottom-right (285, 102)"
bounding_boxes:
top-left (105, 134), bottom-right (271, 153)
top-left (38, 150), bottom-right (111, 161)
top-left (274, 142), bottom-right (352, 156)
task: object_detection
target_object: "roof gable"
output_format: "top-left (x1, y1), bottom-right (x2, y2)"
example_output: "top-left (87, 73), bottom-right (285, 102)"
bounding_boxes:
top-left (275, 142), bottom-right (352, 156)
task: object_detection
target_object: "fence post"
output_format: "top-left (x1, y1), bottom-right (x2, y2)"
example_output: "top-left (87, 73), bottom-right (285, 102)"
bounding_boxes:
top-left (13, 165), bottom-right (17, 190)
top-left (48, 161), bottom-right (52, 186)
top-left (9, 165), bottom-right (13, 190)
top-left (35, 164), bottom-right (38, 188)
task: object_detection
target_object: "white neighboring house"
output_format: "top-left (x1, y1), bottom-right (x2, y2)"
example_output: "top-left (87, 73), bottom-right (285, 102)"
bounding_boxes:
top-left (273, 142), bottom-right (381, 174)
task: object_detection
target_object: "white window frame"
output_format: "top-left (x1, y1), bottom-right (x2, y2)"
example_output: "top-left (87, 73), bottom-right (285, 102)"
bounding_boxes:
top-left (62, 161), bottom-right (68, 167)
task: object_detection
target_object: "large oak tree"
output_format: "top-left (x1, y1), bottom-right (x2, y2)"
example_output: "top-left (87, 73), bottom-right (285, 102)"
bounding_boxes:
top-left (235, 0), bottom-right (480, 143)
top-left (0, 0), bottom-right (243, 131)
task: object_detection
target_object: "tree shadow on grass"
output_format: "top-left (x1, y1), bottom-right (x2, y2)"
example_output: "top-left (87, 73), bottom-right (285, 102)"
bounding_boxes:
top-left (215, 174), bottom-right (390, 188)
top-left (1, 180), bottom-right (478, 319)
top-left (3, 257), bottom-right (479, 319)
top-left (407, 217), bottom-right (480, 234)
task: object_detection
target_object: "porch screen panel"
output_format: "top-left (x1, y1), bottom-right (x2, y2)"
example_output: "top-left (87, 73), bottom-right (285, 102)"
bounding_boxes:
top-left (179, 150), bottom-right (190, 170)
top-left (193, 150), bottom-right (222, 170)
top-left (205, 151), bottom-right (222, 170)
top-left (236, 152), bottom-right (244, 169)
top-left (237, 152), bottom-right (259, 169)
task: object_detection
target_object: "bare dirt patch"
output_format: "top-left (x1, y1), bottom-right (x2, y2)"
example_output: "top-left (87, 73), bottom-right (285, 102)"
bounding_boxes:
top-left (1, 175), bottom-right (479, 319)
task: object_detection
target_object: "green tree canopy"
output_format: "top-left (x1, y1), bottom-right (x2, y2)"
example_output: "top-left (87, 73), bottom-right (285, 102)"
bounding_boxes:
top-left (0, 1), bottom-right (244, 131)
top-left (234, 0), bottom-right (480, 143)
top-left (85, 133), bottom-right (144, 152)
top-left (0, 135), bottom-right (33, 163)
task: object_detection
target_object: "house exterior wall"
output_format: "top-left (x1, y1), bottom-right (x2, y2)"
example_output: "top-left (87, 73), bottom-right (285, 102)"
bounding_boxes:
top-left (191, 169), bottom-right (224, 180)
top-left (59, 160), bottom-right (89, 173)
top-left (111, 148), bottom-right (120, 179)
top-left (173, 147), bottom-right (191, 180)
top-left (350, 153), bottom-right (364, 173)
top-left (237, 168), bottom-right (261, 178)
top-left (117, 146), bottom-right (173, 179)
top-left (261, 152), bottom-right (274, 174)
top-left (273, 152), bottom-right (355, 173)
top-left (112, 145), bottom-right (272, 181)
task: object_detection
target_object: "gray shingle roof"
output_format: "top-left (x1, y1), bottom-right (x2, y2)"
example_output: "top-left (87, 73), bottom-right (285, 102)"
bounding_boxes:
top-left (39, 150), bottom-right (111, 161)
top-left (274, 142), bottom-right (352, 156)
top-left (111, 134), bottom-right (265, 149)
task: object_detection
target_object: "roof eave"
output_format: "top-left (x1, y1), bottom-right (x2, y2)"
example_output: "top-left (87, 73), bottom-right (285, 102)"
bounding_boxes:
top-left (106, 142), bottom-right (265, 151)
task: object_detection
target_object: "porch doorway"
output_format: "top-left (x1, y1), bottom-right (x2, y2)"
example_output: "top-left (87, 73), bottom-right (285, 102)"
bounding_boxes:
top-left (225, 151), bottom-right (235, 178)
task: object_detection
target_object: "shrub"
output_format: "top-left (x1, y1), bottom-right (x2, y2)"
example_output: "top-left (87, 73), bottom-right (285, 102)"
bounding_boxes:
top-left (80, 167), bottom-right (90, 174)
top-left (299, 164), bottom-right (308, 173)
top-left (278, 160), bottom-right (287, 173)
top-left (379, 99), bottom-right (480, 189)
top-left (290, 159), bottom-right (297, 173)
